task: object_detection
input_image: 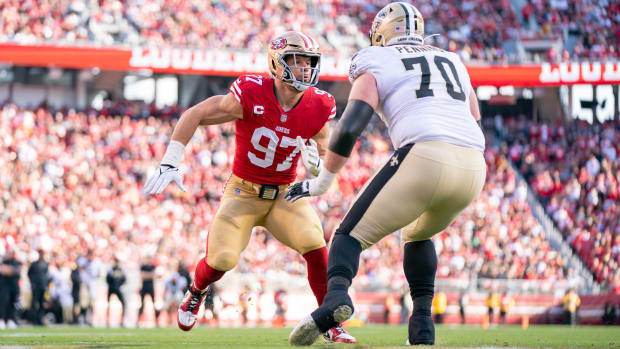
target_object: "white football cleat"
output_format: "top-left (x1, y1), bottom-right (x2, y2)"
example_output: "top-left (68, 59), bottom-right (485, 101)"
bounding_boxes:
top-left (177, 285), bottom-right (208, 331)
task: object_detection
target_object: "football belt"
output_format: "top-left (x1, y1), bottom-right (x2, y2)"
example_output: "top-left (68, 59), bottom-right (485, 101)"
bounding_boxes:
top-left (259, 184), bottom-right (280, 200)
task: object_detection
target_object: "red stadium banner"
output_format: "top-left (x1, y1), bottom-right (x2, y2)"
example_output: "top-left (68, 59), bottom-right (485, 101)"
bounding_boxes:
top-left (0, 43), bottom-right (619, 87)
top-left (467, 63), bottom-right (620, 87)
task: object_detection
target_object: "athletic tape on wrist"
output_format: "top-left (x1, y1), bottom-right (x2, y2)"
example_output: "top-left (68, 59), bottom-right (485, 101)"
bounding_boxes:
top-left (161, 140), bottom-right (185, 168)
top-left (315, 166), bottom-right (336, 193)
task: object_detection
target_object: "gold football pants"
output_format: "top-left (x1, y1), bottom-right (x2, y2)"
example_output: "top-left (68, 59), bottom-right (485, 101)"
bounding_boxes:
top-left (333, 141), bottom-right (486, 249)
top-left (206, 175), bottom-right (326, 271)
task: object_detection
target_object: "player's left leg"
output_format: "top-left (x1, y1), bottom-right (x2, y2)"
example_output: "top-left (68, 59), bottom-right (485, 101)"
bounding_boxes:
top-left (266, 195), bottom-right (356, 343)
top-left (401, 238), bottom-right (437, 345)
top-left (265, 196), bottom-right (327, 305)
top-left (116, 291), bottom-right (126, 325)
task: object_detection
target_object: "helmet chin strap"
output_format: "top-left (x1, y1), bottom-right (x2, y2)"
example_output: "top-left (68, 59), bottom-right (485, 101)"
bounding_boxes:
top-left (290, 81), bottom-right (310, 91)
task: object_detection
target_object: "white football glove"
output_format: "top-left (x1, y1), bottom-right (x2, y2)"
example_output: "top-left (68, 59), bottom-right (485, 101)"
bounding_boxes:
top-left (143, 165), bottom-right (187, 195)
top-left (296, 136), bottom-right (321, 177)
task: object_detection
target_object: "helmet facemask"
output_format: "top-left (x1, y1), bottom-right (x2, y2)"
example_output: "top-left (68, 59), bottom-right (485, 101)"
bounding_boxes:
top-left (277, 51), bottom-right (321, 92)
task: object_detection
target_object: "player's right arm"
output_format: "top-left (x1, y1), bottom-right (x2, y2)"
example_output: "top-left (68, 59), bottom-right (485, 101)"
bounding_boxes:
top-left (143, 92), bottom-right (243, 195)
top-left (172, 93), bottom-right (243, 145)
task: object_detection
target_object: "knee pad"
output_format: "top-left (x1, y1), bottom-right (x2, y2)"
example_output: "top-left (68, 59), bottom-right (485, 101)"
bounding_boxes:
top-left (207, 250), bottom-right (238, 271)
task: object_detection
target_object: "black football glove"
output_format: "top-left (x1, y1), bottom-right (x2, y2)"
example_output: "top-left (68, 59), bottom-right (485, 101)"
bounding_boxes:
top-left (285, 181), bottom-right (312, 203)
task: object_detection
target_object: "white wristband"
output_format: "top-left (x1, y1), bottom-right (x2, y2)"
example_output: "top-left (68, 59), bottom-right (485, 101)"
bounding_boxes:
top-left (313, 166), bottom-right (337, 194)
top-left (161, 140), bottom-right (185, 168)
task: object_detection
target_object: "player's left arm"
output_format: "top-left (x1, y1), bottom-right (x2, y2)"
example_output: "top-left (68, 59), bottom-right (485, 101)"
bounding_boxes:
top-left (469, 89), bottom-right (483, 130)
top-left (286, 73), bottom-right (378, 202)
top-left (311, 124), bottom-right (330, 157)
top-left (459, 54), bottom-right (481, 128)
top-left (297, 105), bottom-right (336, 177)
top-left (469, 89), bottom-right (481, 121)
top-left (296, 123), bottom-right (329, 177)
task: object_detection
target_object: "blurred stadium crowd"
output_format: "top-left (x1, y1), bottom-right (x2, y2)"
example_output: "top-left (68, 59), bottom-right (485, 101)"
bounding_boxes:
top-left (0, 0), bottom-right (619, 329)
top-left (0, 103), bottom-right (582, 284)
top-left (0, 0), bottom-right (618, 62)
top-left (497, 118), bottom-right (620, 293)
top-left (1, 102), bottom-right (617, 326)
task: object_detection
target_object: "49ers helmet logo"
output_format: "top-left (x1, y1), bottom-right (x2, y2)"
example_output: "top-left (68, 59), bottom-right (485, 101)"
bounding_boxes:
top-left (270, 37), bottom-right (287, 50)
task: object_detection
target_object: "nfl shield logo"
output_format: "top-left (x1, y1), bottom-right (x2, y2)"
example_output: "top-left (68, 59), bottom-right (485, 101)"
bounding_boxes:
top-left (280, 114), bottom-right (287, 122)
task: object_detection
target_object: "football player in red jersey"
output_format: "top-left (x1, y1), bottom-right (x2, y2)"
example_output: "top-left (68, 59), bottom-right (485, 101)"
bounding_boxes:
top-left (143, 31), bottom-right (355, 343)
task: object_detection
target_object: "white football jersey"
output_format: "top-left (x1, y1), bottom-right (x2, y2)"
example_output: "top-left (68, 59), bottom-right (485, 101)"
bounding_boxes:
top-left (349, 45), bottom-right (485, 152)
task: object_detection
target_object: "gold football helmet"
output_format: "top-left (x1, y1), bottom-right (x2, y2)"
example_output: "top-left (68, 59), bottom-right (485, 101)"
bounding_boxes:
top-left (268, 31), bottom-right (321, 91)
top-left (369, 2), bottom-right (424, 47)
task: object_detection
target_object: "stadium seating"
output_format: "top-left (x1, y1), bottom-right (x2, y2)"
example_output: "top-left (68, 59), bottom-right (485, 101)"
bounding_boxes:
top-left (0, 0), bottom-right (617, 61)
top-left (498, 117), bottom-right (619, 293)
top-left (1, 0), bottom-right (617, 334)
top-left (0, 104), bottom-right (570, 295)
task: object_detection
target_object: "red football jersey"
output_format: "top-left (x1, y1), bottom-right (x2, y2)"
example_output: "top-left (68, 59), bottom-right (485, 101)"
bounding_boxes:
top-left (228, 75), bottom-right (336, 185)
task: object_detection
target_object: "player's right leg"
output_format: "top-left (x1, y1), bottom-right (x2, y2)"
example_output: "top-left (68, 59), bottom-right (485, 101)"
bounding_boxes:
top-left (178, 175), bottom-right (270, 331)
top-left (116, 292), bottom-right (126, 325)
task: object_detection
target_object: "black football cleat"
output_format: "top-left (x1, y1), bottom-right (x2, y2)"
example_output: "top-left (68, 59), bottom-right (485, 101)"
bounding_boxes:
top-left (407, 315), bottom-right (435, 345)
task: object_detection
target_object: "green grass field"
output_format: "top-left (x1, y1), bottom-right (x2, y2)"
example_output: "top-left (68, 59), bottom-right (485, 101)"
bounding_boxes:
top-left (0, 325), bottom-right (618, 348)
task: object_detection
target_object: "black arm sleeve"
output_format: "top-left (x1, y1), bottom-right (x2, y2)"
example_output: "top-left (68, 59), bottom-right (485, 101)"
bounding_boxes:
top-left (328, 99), bottom-right (375, 157)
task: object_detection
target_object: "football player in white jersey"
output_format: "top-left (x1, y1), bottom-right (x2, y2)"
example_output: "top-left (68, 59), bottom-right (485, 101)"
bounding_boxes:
top-left (286, 2), bottom-right (486, 346)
